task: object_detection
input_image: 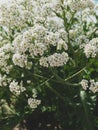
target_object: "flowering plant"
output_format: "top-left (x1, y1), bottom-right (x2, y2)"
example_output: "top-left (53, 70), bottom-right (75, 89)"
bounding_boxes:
top-left (0, 0), bottom-right (98, 129)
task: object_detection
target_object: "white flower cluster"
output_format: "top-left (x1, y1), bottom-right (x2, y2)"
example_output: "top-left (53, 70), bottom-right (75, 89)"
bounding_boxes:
top-left (45, 30), bottom-right (68, 47)
top-left (12, 28), bottom-right (47, 68)
top-left (12, 53), bottom-right (28, 68)
top-left (69, 29), bottom-right (79, 39)
top-left (40, 52), bottom-right (69, 67)
top-left (70, 0), bottom-right (94, 12)
top-left (28, 89), bottom-right (41, 109)
top-left (84, 38), bottom-right (98, 58)
top-left (80, 79), bottom-right (88, 90)
top-left (78, 35), bottom-right (89, 47)
top-left (82, 8), bottom-right (95, 22)
top-left (0, 0), bottom-right (34, 29)
top-left (0, 74), bottom-right (11, 87)
top-left (28, 98), bottom-right (41, 109)
top-left (12, 23), bottom-right (68, 68)
top-left (81, 79), bottom-right (98, 93)
top-left (12, 53), bottom-right (32, 69)
top-left (9, 80), bottom-right (26, 96)
top-left (48, 0), bottom-right (94, 14)
top-left (0, 43), bottom-right (14, 74)
top-left (89, 80), bottom-right (98, 93)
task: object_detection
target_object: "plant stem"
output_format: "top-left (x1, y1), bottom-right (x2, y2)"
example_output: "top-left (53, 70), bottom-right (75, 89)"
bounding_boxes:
top-left (64, 67), bottom-right (85, 81)
top-left (80, 90), bottom-right (94, 130)
top-left (46, 82), bottom-right (64, 101)
top-left (39, 76), bottom-right (54, 87)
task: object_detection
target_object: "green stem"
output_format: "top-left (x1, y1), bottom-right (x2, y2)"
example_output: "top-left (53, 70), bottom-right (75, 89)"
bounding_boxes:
top-left (65, 82), bottom-right (80, 86)
top-left (49, 68), bottom-right (80, 86)
top-left (62, 7), bottom-right (77, 66)
top-left (46, 82), bottom-right (64, 101)
top-left (64, 67), bottom-right (85, 81)
top-left (32, 73), bottom-right (48, 79)
top-left (80, 90), bottom-right (94, 130)
top-left (50, 68), bottom-right (65, 83)
top-left (39, 76), bottom-right (54, 87)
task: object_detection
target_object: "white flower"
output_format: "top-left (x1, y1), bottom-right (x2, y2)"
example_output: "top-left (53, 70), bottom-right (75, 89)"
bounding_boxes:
top-left (32, 25), bottom-right (47, 40)
top-left (28, 98), bottom-right (41, 109)
top-left (9, 80), bottom-right (26, 96)
top-left (70, 0), bottom-right (94, 12)
top-left (86, 0), bottom-right (95, 9)
top-left (12, 53), bottom-right (27, 68)
top-left (89, 80), bottom-right (98, 93)
top-left (9, 81), bottom-right (20, 96)
top-left (0, 0), bottom-right (34, 29)
top-left (0, 44), bottom-right (13, 74)
top-left (0, 74), bottom-right (8, 87)
top-left (80, 79), bottom-right (88, 90)
top-left (0, 43), bottom-right (14, 53)
top-left (57, 39), bottom-right (68, 50)
top-left (50, 52), bottom-right (69, 67)
top-left (46, 16), bottom-right (64, 31)
top-left (81, 79), bottom-right (98, 93)
top-left (58, 29), bottom-right (68, 42)
top-left (33, 43), bottom-right (47, 56)
top-left (27, 80), bottom-right (31, 84)
top-left (69, 29), bottom-right (78, 39)
top-left (45, 32), bottom-right (60, 46)
top-left (39, 57), bottom-right (49, 67)
top-left (51, 0), bottom-right (62, 14)
top-left (84, 38), bottom-right (98, 58)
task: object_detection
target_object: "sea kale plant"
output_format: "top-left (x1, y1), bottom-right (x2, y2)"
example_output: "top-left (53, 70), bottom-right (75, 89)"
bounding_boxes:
top-left (0, 0), bottom-right (98, 129)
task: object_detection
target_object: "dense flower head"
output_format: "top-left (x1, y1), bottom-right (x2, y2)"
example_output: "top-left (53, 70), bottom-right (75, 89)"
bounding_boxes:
top-left (80, 79), bottom-right (89, 90)
top-left (40, 52), bottom-right (69, 67)
top-left (81, 79), bottom-right (98, 93)
top-left (9, 80), bottom-right (26, 96)
top-left (69, 0), bottom-right (94, 11)
top-left (84, 38), bottom-right (98, 58)
top-left (28, 98), bottom-right (41, 109)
